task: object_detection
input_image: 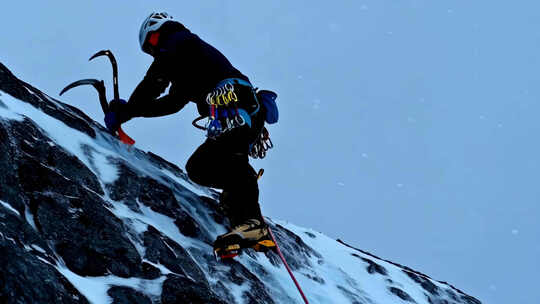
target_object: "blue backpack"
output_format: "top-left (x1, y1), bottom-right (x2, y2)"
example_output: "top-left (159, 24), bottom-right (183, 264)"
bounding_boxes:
top-left (257, 90), bottom-right (278, 124)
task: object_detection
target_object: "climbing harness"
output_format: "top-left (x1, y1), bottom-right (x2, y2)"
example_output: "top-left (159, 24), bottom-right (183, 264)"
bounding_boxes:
top-left (190, 78), bottom-right (277, 159)
top-left (204, 78), bottom-right (257, 139)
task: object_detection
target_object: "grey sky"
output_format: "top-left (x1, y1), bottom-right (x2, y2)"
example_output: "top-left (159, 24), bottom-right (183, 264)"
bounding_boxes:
top-left (2, 1), bottom-right (539, 303)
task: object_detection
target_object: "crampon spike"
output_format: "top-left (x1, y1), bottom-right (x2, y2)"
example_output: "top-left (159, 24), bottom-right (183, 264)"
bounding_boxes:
top-left (214, 248), bottom-right (239, 260)
top-left (220, 252), bottom-right (239, 259)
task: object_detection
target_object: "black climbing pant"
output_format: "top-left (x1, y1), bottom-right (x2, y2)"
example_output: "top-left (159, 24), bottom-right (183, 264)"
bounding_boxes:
top-left (185, 126), bottom-right (263, 227)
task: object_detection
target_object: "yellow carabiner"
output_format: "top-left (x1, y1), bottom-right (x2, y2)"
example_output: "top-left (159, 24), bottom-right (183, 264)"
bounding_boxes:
top-left (227, 83), bottom-right (238, 102)
top-left (217, 93), bottom-right (224, 106)
top-left (230, 90), bottom-right (238, 102)
top-left (222, 87), bottom-right (229, 106)
top-left (223, 89), bottom-right (231, 105)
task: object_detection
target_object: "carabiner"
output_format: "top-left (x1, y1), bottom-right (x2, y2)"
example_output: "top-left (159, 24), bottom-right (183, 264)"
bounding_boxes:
top-left (226, 84), bottom-right (238, 102)
top-left (235, 114), bottom-right (245, 126)
top-left (263, 137), bottom-right (274, 150)
top-left (213, 89), bottom-right (221, 106)
top-left (206, 91), bottom-right (215, 105)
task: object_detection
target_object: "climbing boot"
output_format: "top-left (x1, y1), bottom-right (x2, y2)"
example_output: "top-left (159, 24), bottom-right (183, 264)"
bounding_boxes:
top-left (213, 219), bottom-right (275, 259)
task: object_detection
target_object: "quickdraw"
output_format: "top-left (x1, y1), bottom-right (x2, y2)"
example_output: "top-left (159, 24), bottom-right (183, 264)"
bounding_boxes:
top-left (249, 127), bottom-right (273, 159)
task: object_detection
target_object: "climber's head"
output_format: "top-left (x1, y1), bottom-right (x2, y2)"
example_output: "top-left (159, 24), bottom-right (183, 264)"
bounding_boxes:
top-left (139, 12), bottom-right (175, 55)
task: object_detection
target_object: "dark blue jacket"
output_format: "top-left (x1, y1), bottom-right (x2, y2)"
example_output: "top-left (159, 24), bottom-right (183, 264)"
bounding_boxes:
top-left (124, 22), bottom-right (251, 120)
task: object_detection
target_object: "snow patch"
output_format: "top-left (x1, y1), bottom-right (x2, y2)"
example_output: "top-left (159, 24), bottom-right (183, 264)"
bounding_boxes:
top-left (24, 206), bottom-right (38, 231)
top-left (0, 200), bottom-right (20, 216)
top-left (31, 244), bottom-right (47, 254)
top-left (229, 282), bottom-right (252, 304)
top-left (92, 152), bottom-right (119, 184)
top-left (55, 264), bottom-right (165, 304)
top-left (142, 259), bottom-right (174, 275)
top-left (106, 200), bottom-right (208, 256)
top-left (0, 99), bottom-right (23, 121)
top-left (278, 221), bottom-right (442, 304)
top-left (159, 167), bottom-right (213, 198)
top-left (0, 94), bottom-right (124, 185)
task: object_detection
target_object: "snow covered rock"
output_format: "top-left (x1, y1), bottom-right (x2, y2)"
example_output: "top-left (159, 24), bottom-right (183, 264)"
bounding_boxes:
top-left (0, 62), bottom-right (481, 304)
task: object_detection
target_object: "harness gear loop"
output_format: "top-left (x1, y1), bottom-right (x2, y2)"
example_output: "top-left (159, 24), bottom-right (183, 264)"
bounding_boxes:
top-left (201, 78), bottom-right (260, 138)
top-left (192, 116), bottom-right (207, 130)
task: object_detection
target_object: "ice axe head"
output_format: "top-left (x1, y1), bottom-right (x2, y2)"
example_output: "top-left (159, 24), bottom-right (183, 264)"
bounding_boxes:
top-left (89, 50), bottom-right (119, 100)
top-left (89, 50), bottom-right (114, 62)
top-left (59, 79), bottom-right (109, 113)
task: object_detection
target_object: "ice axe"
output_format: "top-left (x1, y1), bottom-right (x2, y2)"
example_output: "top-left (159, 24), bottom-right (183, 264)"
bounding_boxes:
top-left (89, 50), bottom-right (120, 100)
top-left (59, 50), bottom-right (135, 145)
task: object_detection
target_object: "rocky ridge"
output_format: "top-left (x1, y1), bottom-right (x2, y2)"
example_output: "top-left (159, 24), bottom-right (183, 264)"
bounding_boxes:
top-left (0, 62), bottom-right (482, 304)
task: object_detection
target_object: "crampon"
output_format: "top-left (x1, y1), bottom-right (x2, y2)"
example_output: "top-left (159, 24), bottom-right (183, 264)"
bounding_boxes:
top-left (213, 238), bottom-right (276, 260)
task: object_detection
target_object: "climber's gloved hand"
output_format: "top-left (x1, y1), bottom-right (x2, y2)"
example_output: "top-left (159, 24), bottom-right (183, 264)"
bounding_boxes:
top-left (104, 99), bottom-right (128, 133)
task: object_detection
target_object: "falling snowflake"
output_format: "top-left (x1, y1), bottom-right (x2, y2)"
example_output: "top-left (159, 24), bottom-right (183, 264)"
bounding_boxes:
top-left (313, 99), bottom-right (321, 110)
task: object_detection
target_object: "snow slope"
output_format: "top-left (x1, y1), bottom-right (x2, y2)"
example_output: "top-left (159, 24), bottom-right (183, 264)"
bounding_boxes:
top-left (0, 63), bottom-right (481, 304)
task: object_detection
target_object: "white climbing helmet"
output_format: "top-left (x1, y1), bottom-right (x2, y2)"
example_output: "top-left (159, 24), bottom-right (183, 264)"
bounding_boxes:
top-left (139, 12), bottom-right (174, 52)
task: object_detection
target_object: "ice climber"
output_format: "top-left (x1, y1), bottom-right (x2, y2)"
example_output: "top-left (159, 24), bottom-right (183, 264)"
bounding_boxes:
top-left (103, 12), bottom-right (279, 255)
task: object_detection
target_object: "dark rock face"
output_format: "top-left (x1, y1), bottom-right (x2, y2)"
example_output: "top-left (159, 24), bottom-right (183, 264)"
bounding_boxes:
top-left (0, 62), bottom-right (482, 304)
top-left (405, 270), bottom-right (441, 296)
top-left (106, 161), bottom-right (209, 243)
top-left (161, 275), bottom-right (227, 304)
top-left (270, 224), bottom-right (322, 270)
top-left (389, 287), bottom-right (417, 303)
top-left (0, 63), bottom-right (96, 138)
top-left (352, 254), bottom-right (388, 276)
top-left (10, 118), bottom-right (103, 196)
top-left (35, 191), bottom-right (144, 278)
top-left (142, 226), bottom-right (207, 283)
top-left (0, 206), bottom-right (87, 304)
top-left (108, 286), bottom-right (152, 304)
top-left (0, 64), bottom-right (226, 303)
